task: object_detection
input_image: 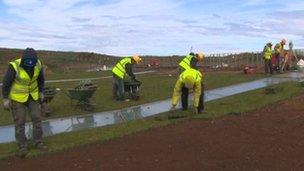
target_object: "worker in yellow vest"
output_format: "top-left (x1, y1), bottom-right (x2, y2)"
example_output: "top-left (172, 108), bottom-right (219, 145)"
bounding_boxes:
top-left (179, 52), bottom-right (204, 73)
top-left (171, 68), bottom-right (204, 114)
top-left (274, 39), bottom-right (286, 72)
top-left (2, 48), bottom-right (48, 158)
top-left (263, 42), bottom-right (273, 75)
top-left (112, 55), bottom-right (142, 101)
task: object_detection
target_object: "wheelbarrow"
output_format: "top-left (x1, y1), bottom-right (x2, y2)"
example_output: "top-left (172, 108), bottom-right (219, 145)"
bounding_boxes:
top-left (40, 87), bottom-right (57, 117)
top-left (67, 81), bottom-right (97, 111)
top-left (124, 80), bottom-right (141, 100)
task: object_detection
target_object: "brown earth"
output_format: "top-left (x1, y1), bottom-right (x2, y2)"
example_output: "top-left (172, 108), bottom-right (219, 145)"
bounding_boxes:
top-left (1, 95), bottom-right (304, 171)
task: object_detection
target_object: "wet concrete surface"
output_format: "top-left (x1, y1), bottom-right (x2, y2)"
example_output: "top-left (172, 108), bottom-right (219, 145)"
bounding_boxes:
top-left (0, 72), bottom-right (303, 144)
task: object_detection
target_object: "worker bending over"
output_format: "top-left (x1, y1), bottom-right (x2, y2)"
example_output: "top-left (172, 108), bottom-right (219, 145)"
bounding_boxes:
top-left (112, 55), bottom-right (142, 101)
top-left (171, 68), bottom-right (204, 114)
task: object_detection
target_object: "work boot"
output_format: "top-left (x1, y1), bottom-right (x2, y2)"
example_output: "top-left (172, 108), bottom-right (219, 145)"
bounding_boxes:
top-left (18, 147), bottom-right (29, 158)
top-left (35, 143), bottom-right (48, 151)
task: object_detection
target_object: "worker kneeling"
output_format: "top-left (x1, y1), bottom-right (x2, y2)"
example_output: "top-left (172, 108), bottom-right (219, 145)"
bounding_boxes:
top-left (171, 68), bottom-right (204, 114)
top-left (112, 55), bottom-right (142, 101)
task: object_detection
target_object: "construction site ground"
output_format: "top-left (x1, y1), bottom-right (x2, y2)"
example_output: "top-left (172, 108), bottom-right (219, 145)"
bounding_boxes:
top-left (1, 93), bottom-right (303, 170)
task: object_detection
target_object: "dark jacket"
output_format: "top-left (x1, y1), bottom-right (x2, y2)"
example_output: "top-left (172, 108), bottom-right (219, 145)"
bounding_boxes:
top-left (125, 63), bottom-right (135, 79)
top-left (190, 57), bottom-right (199, 69)
top-left (2, 63), bottom-right (45, 99)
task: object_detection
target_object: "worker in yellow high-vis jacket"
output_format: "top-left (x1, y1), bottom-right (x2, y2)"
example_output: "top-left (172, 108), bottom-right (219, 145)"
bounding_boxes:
top-left (2, 48), bottom-right (48, 158)
top-left (171, 68), bottom-right (204, 114)
top-left (179, 52), bottom-right (204, 73)
top-left (274, 39), bottom-right (286, 72)
top-left (112, 55), bottom-right (142, 101)
top-left (263, 42), bottom-right (273, 75)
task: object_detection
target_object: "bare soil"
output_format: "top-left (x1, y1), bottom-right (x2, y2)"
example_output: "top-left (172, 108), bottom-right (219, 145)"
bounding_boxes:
top-left (1, 95), bottom-right (304, 171)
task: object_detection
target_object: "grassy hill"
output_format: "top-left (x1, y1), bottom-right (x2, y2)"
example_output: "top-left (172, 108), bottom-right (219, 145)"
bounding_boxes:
top-left (0, 48), bottom-right (121, 74)
top-left (0, 48), bottom-right (186, 74)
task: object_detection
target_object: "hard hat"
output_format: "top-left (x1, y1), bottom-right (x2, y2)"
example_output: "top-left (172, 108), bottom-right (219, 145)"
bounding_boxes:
top-left (184, 75), bottom-right (195, 89)
top-left (281, 39), bottom-right (287, 45)
top-left (22, 48), bottom-right (38, 67)
top-left (132, 55), bottom-right (142, 64)
top-left (196, 52), bottom-right (205, 61)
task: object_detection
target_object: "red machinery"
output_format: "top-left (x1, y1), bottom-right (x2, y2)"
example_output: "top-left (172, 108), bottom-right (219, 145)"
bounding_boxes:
top-left (148, 59), bottom-right (160, 67)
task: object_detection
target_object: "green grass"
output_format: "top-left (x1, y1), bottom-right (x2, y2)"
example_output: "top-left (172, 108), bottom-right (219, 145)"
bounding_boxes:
top-left (45, 70), bottom-right (112, 80)
top-left (0, 81), bottom-right (303, 159)
top-left (0, 72), bottom-right (264, 126)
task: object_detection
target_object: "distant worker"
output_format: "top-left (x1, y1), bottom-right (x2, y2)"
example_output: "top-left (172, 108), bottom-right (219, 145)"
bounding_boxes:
top-left (112, 55), bottom-right (142, 101)
top-left (179, 52), bottom-right (204, 73)
top-left (274, 39), bottom-right (286, 72)
top-left (288, 41), bottom-right (298, 68)
top-left (171, 68), bottom-right (204, 114)
top-left (2, 48), bottom-right (48, 158)
top-left (263, 42), bottom-right (273, 75)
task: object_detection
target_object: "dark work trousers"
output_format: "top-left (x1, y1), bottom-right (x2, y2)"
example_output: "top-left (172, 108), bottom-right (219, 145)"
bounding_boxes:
top-left (264, 59), bottom-right (273, 74)
top-left (11, 97), bottom-right (43, 149)
top-left (274, 53), bottom-right (282, 72)
top-left (181, 83), bottom-right (205, 113)
top-left (113, 75), bottom-right (125, 101)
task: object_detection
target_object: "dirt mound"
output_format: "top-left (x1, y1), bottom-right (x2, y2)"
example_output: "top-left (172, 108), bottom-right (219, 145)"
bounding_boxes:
top-left (1, 95), bottom-right (304, 170)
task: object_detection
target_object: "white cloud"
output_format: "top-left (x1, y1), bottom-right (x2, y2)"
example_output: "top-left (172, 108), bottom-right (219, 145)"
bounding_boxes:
top-left (0, 0), bottom-right (303, 55)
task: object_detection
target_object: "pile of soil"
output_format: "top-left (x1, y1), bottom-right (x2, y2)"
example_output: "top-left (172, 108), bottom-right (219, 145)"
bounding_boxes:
top-left (1, 95), bottom-right (304, 170)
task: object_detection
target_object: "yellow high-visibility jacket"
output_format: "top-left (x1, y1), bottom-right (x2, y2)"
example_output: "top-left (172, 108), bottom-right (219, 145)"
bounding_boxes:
top-left (274, 43), bottom-right (284, 55)
top-left (179, 54), bottom-right (194, 70)
top-left (172, 68), bottom-right (202, 107)
top-left (9, 58), bottom-right (42, 103)
top-left (112, 57), bottom-right (132, 79)
top-left (263, 45), bottom-right (272, 60)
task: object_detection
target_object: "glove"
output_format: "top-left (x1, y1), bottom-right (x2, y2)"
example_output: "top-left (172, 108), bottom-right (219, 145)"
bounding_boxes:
top-left (3, 99), bottom-right (11, 111)
top-left (132, 77), bottom-right (139, 82)
top-left (39, 92), bottom-right (45, 103)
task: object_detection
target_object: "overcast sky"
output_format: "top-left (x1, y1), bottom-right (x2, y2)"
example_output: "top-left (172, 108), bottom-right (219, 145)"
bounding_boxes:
top-left (0, 0), bottom-right (303, 56)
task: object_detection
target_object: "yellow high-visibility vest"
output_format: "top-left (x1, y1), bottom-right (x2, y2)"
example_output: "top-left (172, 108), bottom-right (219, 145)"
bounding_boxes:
top-left (274, 43), bottom-right (283, 55)
top-left (263, 45), bottom-right (272, 60)
top-left (179, 55), bottom-right (193, 70)
top-left (112, 57), bottom-right (132, 79)
top-left (9, 58), bottom-right (42, 103)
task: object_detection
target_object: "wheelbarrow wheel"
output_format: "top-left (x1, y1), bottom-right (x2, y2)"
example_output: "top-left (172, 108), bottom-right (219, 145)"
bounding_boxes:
top-left (131, 94), bottom-right (140, 100)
